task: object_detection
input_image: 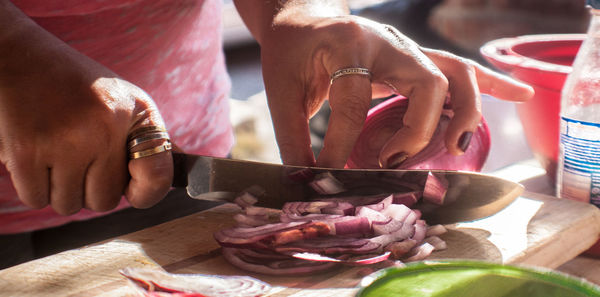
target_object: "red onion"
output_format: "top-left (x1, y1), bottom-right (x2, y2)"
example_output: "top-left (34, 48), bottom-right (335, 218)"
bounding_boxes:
top-left (346, 96), bottom-right (491, 171)
top-left (215, 174), bottom-right (451, 275)
top-left (422, 172), bottom-right (448, 205)
top-left (119, 267), bottom-right (271, 297)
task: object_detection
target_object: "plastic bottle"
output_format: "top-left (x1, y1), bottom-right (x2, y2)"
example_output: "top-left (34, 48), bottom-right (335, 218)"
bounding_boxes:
top-left (557, 0), bottom-right (600, 257)
top-left (557, 1), bottom-right (600, 205)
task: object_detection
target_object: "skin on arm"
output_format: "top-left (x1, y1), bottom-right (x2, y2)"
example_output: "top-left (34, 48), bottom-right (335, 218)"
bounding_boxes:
top-left (0, 0), bottom-right (173, 215)
top-left (234, 0), bottom-right (534, 169)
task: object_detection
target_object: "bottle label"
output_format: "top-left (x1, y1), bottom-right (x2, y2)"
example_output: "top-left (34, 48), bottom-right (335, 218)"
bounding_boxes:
top-left (558, 117), bottom-right (600, 208)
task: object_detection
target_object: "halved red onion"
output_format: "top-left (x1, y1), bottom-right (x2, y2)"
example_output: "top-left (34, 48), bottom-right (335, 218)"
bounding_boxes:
top-left (346, 96), bottom-right (490, 171)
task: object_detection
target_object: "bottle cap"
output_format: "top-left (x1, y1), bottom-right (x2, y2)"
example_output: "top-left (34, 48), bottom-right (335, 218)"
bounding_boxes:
top-left (588, 0), bottom-right (600, 9)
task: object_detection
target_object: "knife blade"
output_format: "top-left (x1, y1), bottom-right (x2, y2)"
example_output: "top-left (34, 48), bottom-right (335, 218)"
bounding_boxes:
top-left (171, 152), bottom-right (523, 224)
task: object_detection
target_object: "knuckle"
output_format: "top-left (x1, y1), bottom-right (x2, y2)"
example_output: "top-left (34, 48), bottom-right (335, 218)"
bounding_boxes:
top-left (55, 205), bottom-right (82, 216)
top-left (326, 18), bottom-right (370, 49)
top-left (427, 72), bottom-right (449, 93)
top-left (87, 195), bottom-right (121, 212)
top-left (330, 18), bottom-right (364, 39)
top-left (276, 137), bottom-right (298, 156)
top-left (22, 194), bottom-right (48, 209)
top-left (6, 146), bottom-right (35, 169)
top-left (51, 191), bottom-right (84, 215)
top-left (456, 107), bottom-right (482, 124)
top-left (405, 124), bottom-right (435, 146)
top-left (453, 58), bottom-right (477, 76)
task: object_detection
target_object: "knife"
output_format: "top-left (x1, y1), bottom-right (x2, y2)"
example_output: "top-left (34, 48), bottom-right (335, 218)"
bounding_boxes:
top-left (171, 153), bottom-right (523, 224)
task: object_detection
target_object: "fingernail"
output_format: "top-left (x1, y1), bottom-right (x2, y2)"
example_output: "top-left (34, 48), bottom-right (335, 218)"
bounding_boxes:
top-left (386, 152), bottom-right (409, 169)
top-left (458, 131), bottom-right (473, 152)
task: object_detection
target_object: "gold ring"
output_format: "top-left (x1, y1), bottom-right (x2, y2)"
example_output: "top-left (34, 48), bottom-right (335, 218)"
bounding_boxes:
top-left (129, 142), bottom-right (172, 160)
top-left (330, 67), bottom-right (372, 84)
top-left (128, 131), bottom-right (170, 149)
top-left (127, 125), bottom-right (167, 142)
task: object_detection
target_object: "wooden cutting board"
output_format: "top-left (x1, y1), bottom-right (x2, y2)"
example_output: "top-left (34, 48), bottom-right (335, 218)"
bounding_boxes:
top-left (0, 190), bottom-right (599, 296)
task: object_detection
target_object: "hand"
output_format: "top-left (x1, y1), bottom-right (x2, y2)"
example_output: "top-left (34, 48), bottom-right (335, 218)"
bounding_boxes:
top-left (260, 14), bottom-right (534, 168)
top-left (0, 20), bottom-right (172, 215)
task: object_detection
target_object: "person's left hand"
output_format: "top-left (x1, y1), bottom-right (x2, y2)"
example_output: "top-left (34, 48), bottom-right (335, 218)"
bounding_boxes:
top-left (259, 14), bottom-right (533, 169)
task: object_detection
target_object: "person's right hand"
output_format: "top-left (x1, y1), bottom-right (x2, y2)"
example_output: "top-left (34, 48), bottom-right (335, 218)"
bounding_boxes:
top-left (0, 11), bottom-right (173, 215)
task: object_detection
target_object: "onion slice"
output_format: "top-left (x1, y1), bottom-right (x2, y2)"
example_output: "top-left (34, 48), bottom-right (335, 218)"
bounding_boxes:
top-left (290, 251), bottom-right (391, 265)
top-left (119, 267), bottom-right (271, 297)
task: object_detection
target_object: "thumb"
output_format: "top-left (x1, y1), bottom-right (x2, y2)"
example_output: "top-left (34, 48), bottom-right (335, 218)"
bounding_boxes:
top-left (125, 105), bottom-right (173, 209)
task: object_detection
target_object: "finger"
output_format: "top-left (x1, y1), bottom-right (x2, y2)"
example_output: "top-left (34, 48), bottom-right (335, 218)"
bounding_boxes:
top-left (474, 64), bottom-right (534, 102)
top-left (50, 160), bottom-right (86, 215)
top-left (422, 48), bottom-right (533, 102)
top-left (423, 51), bottom-right (482, 156)
top-left (3, 152), bottom-right (49, 209)
top-left (85, 149), bottom-right (127, 212)
top-left (318, 74), bottom-right (372, 168)
top-left (125, 138), bottom-right (173, 209)
top-left (378, 74), bottom-right (449, 168)
top-left (264, 77), bottom-right (315, 167)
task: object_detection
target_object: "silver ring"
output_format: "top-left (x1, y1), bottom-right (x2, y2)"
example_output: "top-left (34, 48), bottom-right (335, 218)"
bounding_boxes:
top-left (330, 67), bottom-right (372, 84)
top-left (128, 131), bottom-right (170, 149)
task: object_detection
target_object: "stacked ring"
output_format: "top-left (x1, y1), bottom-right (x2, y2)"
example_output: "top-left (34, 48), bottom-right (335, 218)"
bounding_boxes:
top-left (129, 142), bottom-right (172, 159)
top-left (127, 125), bottom-right (172, 160)
top-left (127, 131), bottom-right (170, 148)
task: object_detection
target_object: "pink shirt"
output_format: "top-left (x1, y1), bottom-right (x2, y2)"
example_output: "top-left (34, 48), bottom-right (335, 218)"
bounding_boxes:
top-left (0, 0), bottom-right (233, 233)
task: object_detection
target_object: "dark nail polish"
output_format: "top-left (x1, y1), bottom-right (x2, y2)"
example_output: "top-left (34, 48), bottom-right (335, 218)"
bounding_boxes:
top-left (458, 131), bottom-right (473, 152)
top-left (387, 152), bottom-right (409, 169)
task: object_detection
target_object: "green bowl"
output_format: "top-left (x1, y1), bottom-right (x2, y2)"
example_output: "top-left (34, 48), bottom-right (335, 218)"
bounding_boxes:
top-left (356, 260), bottom-right (600, 297)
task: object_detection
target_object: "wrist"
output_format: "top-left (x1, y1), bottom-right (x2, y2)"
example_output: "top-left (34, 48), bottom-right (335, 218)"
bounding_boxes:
top-left (235, 0), bottom-right (349, 46)
top-left (259, 2), bottom-right (348, 47)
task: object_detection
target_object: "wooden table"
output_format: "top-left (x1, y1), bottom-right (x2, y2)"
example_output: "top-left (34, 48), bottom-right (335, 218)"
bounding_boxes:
top-left (1, 178), bottom-right (599, 296)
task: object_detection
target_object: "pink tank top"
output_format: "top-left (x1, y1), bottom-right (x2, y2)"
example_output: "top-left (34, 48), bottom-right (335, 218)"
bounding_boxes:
top-left (0, 0), bottom-right (233, 233)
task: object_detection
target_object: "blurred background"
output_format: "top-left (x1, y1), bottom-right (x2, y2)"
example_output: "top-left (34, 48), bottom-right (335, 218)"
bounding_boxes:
top-left (223, 0), bottom-right (589, 172)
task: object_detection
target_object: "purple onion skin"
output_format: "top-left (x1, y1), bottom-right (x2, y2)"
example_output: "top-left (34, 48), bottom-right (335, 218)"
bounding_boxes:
top-left (346, 96), bottom-right (491, 171)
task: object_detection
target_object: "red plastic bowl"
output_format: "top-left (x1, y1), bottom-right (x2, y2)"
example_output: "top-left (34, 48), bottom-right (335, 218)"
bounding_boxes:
top-left (481, 34), bottom-right (600, 258)
top-left (480, 34), bottom-right (584, 181)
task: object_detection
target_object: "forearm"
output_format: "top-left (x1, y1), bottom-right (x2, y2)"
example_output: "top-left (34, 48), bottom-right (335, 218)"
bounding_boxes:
top-left (0, 0), bottom-right (105, 102)
top-left (233, 0), bottom-right (350, 45)
top-left (0, 1), bottom-right (66, 69)
top-left (0, 1), bottom-right (36, 42)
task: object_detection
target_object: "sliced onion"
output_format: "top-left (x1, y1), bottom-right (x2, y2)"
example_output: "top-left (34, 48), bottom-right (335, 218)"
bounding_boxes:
top-left (346, 96), bottom-right (490, 171)
top-left (120, 267), bottom-right (271, 297)
top-left (422, 172), bottom-right (448, 205)
top-left (291, 251), bottom-right (391, 265)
